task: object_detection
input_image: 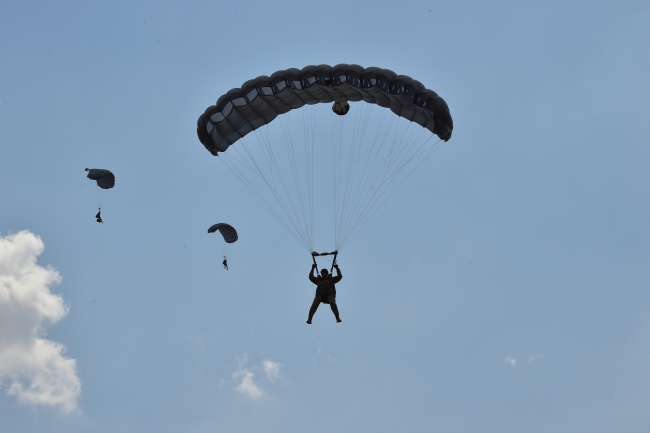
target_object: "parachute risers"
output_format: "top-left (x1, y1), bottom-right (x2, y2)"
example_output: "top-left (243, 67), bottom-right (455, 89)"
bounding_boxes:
top-left (332, 101), bottom-right (350, 116)
top-left (312, 250), bottom-right (338, 273)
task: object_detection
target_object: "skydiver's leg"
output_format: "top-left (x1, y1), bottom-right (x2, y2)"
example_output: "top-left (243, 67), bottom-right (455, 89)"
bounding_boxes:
top-left (328, 295), bottom-right (342, 322)
top-left (307, 297), bottom-right (321, 324)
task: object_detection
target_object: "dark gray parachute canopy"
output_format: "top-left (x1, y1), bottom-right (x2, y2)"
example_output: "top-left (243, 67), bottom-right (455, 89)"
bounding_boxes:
top-left (85, 168), bottom-right (115, 189)
top-left (197, 64), bottom-right (453, 155)
top-left (207, 223), bottom-right (238, 243)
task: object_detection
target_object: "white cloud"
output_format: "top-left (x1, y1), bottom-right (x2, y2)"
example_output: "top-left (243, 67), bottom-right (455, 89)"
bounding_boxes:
top-left (0, 230), bottom-right (80, 414)
top-left (232, 354), bottom-right (263, 400)
top-left (262, 360), bottom-right (281, 382)
top-left (230, 355), bottom-right (283, 400)
top-left (504, 357), bottom-right (517, 367)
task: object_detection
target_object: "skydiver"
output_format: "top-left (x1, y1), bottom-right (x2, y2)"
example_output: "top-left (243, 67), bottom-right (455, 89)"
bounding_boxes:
top-left (95, 208), bottom-right (103, 223)
top-left (222, 256), bottom-right (228, 270)
top-left (307, 263), bottom-right (342, 324)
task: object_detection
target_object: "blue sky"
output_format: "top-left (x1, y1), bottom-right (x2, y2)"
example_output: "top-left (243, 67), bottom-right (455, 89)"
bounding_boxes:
top-left (1, 1), bottom-right (649, 432)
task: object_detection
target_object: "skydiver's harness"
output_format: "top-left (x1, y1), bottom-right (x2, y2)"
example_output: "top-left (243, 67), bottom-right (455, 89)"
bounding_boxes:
top-left (311, 250), bottom-right (338, 301)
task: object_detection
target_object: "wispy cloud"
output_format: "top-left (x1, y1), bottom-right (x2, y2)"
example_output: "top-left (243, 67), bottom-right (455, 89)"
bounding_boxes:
top-left (262, 360), bottom-right (281, 382)
top-left (232, 354), bottom-right (263, 399)
top-left (529, 353), bottom-right (544, 364)
top-left (230, 355), bottom-right (283, 400)
top-left (233, 368), bottom-right (264, 399)
top-left (504, 357), bottom-right (517, 367)
top-left (0, 231), bottom-right (80, 414)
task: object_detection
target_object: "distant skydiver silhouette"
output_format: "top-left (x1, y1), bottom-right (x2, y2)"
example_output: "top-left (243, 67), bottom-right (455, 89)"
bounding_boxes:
top-left (96, 208), bottom-right (103, 223)
top-left (307, 263), bottom-right (342, 324)
top-left (222, 256), bottom-right (228, 270)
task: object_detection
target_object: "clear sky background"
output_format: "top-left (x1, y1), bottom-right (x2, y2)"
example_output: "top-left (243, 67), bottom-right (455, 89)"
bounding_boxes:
top-left (1, 1), bottom-right (649, 432)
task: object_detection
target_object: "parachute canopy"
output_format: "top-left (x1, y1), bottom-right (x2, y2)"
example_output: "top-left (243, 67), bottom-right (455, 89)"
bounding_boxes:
top-left (197, 64), bottom-right (453, 252)
top-left (197, 64), bottom-right (453, 155)
top-left (207, 223), bottom-right (238, 243)
top-left (85, 168), bottom-right (115, 189)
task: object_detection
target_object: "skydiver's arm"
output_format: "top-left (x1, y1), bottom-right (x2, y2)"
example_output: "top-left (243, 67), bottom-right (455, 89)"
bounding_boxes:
top-left (309, 265), bottom-right (318, 284)
top-left (333, 266), bottom-right (342, 282)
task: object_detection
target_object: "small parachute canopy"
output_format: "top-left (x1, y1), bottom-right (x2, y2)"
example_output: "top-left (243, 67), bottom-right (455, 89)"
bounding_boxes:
top-left (208, 223), bottom-right (238, 243)
top-left (86, 168), bottom-right (115, 189)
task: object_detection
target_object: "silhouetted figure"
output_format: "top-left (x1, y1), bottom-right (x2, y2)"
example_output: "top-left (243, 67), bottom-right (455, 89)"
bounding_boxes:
top-left (307, 264), bottom-right (342, 324)
top-left (222, 256), bottom-right (228, 270)
top-left (95, 208), bottom-right (103, 223)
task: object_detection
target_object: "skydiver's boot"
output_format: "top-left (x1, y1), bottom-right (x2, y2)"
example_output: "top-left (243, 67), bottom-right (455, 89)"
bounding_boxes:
top-left (307, 302), bottom-right (319, 324)
top-left (330, 303), bottom-right (342, 323)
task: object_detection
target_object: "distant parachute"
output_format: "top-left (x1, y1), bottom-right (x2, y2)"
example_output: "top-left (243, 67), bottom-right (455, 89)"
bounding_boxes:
top-left (85, 168), bottom-right (115, 189)
top-left (85, 168), bottom-right (114, 221)
top-left (207, 223), bottom-right (238, 243)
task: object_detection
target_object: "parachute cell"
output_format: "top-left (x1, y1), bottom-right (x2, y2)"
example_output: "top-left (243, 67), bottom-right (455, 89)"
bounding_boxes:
top-left (207, 223), bottom-right (238, 243)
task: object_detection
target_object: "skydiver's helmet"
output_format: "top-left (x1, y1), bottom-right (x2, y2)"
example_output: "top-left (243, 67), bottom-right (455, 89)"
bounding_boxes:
top-left (332, 101), bottom-right (350, 116)
top-left (320, 269), bottom-right (329, 277)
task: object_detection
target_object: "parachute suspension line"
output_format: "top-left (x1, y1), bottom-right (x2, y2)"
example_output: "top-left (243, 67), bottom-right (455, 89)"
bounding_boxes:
top-left (273, 104), bottom-right (318, 251)
top-left (311, 106), bottom-right (317, 246)
top-left (334, 108), bottom-right (444, 249)
top-left (344, 132), bottom-right (430, 243)
top-left (302, 105), bottom-right (316, 250)
top-left (257, 118), bottom-right (312, 250)
top-left (336, 103), bottom-right (386, 249)
top-left (262, 120), bottom-right (314, 251)
top-left (281, 112), bottom-right (314, 248)
top-left (340, 107), bottom-right (396, 242)
top-left (330, 113), bottom-right (338, 250)
top-left (333, 104), bottom-right (397, 249)
top-left (255, 126), bottom-right (314, 251)
top-left (338, 126), bottom-right (431, 247)
top-left (383, 116), bottom-right (426, 178)
top-left (332, 111), bottom-right (343, 249)
top-left (339, 136), bottom-right (444, 248)
top-left (219, 145), bottom-right (312, 251)
top-left (278, 117), bottom-right (305, 241)
top-left (217, 102), bottom-right (446, 253)
top-left (332, 103), bottom-right (360, 250)
top-left (219, 132), bottom-right (313, 252)
top-left (95, 184), bottom-right (101, 209)
top-left (95, 183), bottom-right (106, 210)
top-left (337, 102), bottom-right (364, 242)
top-left (333, 113), bottom-right (346, 250)
top-left (334, 103), bottom-right (359, 249)
top-left (219, 154), bottom-right (307, 249)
